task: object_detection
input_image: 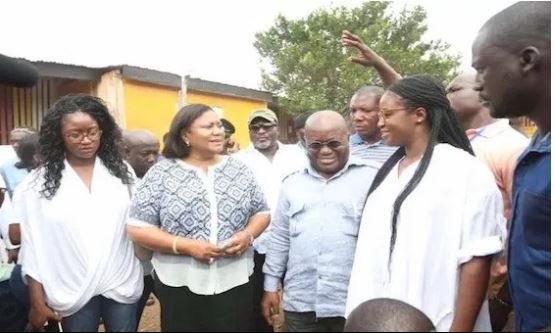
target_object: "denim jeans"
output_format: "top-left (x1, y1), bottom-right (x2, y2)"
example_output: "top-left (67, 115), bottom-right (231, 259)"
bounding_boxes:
top-left (62, 295), bottom-right (137, 332)
top-left (9, 264), bottom-right (28, 307)
top-left (0, 279), bottom-right (27, 332)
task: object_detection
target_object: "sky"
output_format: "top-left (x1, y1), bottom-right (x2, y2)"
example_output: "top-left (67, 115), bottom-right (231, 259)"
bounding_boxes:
top-left (1, 0), bottom-right (518, 90)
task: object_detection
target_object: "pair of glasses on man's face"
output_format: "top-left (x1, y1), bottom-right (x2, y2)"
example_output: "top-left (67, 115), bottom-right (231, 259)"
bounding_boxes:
top-left (307, 140), bottom-right (344, 151)
top-left (249, 124), bottom-right (276, 133)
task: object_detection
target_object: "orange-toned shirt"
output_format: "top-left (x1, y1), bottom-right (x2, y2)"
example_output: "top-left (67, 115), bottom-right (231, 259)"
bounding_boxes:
top-left (466, 119), bottom-right (529, 299)
top-left (466, 119), bottom-right (530, 220)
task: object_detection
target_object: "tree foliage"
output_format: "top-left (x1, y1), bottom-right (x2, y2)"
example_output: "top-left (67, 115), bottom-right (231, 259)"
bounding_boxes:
top-left (255, 2), bottom-right (461, 114)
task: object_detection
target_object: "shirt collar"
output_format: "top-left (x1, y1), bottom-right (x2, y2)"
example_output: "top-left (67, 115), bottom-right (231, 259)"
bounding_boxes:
top-left (529, 132), bottom-right (551, 153)
top-left (245, 141), bottom-right (284, 154)
top-left (304, 155), bottom-right (368, 181)
top-left (468, 119), bottom-right (512, 139)
top-left (349, 133), bottom-right (385, 147)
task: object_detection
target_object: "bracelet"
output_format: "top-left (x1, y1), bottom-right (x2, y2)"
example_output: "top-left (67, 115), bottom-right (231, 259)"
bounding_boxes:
top-left (244, 230), bottom-right (254, 246)
top-left (172, 236), bottom-right (180, 255)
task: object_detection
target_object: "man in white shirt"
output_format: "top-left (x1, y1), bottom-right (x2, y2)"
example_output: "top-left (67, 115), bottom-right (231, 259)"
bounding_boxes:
top-left (123, 129), bottom-right (160, 331)
top-left (234, 108), bottom-right (307, 332)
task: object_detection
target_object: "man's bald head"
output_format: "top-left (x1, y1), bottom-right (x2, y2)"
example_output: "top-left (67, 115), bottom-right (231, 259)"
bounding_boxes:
top-left (480, 1), bottom-right (550, 47)
top-left (353, 86), bottom-right (384, 100)
top-left (304, 111), bottom-right (350, 179)
top-left (305, 110), bottom-right (349, 134)
top-left (446, 71), bottom-right (491, 130)
top-left (123, 129), bottom-right (159, 148)
top-left (123, 129), bottom-right (160, 178)
top-left (449, 72), bottom-right (475, 87)
top-left (472, 2), bottom-right (550, 123)
top-left (345, 299), bottom-right (435, 332)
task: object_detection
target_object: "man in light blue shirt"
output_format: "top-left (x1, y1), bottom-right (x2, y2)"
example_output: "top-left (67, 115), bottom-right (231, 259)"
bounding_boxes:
top-left (262, 111), bottom-right (379, 332)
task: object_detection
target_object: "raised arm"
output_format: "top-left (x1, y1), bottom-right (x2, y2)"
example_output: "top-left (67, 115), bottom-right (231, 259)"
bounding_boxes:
top-left (341, 30), bottom-right (402, 86)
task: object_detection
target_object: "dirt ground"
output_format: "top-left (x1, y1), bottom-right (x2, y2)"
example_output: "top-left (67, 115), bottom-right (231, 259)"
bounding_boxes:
top-left (138, 296), bottom-right (161, 332)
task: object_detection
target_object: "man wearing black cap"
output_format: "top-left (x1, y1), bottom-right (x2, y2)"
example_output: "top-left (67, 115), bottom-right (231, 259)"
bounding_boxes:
top-left (235, 108), bottom-right (307, 332)
top-left (221, 118), bottom-right (240, 155)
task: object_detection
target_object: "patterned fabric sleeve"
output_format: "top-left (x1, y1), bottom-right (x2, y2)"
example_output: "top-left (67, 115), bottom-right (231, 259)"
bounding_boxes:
top-left (128, 162), bottom-right (165, 227)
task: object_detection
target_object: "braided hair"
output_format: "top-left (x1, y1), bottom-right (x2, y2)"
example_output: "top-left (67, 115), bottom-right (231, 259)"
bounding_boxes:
top-left (366, 75), bottom-right (473, 266)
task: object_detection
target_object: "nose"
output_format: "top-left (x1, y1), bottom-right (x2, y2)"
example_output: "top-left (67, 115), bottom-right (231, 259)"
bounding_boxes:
top-left (147, 153), bottom-right (157, 163)
top-left (319, 144), bottom-right (334, 155)
top-left (473, 73), bottom-right (484, 92)
top-left (377, 115), bottom-right (386, 128)
top-left (214, 126), bottom-right (225, 136)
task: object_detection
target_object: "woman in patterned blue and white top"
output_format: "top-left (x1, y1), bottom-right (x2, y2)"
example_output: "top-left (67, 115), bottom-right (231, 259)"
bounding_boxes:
top-left (128, 104), bottom-right (270, 332)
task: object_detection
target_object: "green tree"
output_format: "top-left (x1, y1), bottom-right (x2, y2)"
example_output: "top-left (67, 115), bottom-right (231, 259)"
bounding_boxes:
top-left (255, 2), bottom-right (461, 115)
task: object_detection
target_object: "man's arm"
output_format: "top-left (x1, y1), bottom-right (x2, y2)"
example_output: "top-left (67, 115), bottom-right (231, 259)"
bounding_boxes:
top-left (341, 30), bottom-right (402, 86)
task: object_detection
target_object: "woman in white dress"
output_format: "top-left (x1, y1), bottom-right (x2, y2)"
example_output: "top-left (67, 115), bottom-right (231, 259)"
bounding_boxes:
top-left (346, 75), bottom-right (505, 332)
top-left (15, 94), bottom-right (143, 331)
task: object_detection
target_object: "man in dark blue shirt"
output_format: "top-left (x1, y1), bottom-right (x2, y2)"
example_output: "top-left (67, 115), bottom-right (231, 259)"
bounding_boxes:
top-left (472, 2), bottom-right (550, 331)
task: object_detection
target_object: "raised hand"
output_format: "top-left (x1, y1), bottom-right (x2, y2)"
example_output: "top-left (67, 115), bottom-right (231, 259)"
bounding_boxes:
top-left (341, 30), bottom-right (382, 67)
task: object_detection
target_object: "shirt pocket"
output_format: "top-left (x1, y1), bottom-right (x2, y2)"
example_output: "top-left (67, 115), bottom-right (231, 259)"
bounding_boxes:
top-left (521, 190), bottom-right (551, 251)
top-left (286, 202), bottom-right (305, 238)
top-left (337, 201), bottom-right (363, 237)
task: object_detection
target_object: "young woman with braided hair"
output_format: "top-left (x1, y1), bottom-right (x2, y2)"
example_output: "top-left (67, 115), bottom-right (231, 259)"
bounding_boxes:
top-left (346, 75), bottom-right (505, 331)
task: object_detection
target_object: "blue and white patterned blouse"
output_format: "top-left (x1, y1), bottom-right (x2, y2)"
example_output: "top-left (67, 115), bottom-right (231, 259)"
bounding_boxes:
top-left (129, 156), bottom-right (269, 294)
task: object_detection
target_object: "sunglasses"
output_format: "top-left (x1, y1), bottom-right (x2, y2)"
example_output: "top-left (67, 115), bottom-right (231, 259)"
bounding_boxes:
top-left (249, 124), bottom-right (276, 132)
top-left (307, 140), bottom-right (344, 151)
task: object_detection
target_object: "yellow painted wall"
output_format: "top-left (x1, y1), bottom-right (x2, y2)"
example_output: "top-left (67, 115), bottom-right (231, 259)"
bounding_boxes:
top-left (123, 80), bottom-right (179, 144)
top-left (187, 90), bottom-right (267, 148)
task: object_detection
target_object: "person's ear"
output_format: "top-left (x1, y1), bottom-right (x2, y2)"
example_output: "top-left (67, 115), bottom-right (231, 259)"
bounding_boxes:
top-left (181, 130), bottom-right (191, 147)
top-left (520, 46), bottom-right (540, 73)
top-left (414, 107), bottom-right (427, 125)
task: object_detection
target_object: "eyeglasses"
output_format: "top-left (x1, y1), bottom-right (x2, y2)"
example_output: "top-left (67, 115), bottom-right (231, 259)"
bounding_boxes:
top-left (249, 124), bottom-right (276, 132)
top-left (307, 140), bottom-right (344, 151)
top-left (63, 128), bottom-right (103, 143)
top-left (378, 107), bottom-right (412, 119)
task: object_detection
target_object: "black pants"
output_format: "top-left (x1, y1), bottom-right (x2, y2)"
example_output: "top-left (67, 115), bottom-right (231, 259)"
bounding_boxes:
top-left (284, 311), bottom-right (345, 332)
top-left (254, 251), bottom-right (274, 332)
top-left (135, 275), bottom-right (157, 330)
top-left (154, 272), bottom-right (254, 332)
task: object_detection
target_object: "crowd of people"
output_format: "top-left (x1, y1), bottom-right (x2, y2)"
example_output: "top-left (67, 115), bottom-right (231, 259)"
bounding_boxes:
top-left (0, 1), bottom-right (550, 332)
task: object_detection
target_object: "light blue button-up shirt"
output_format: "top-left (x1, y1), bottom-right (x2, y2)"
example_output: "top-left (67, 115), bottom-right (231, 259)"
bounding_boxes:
top-left (263, 156), bottom-right (379, 318)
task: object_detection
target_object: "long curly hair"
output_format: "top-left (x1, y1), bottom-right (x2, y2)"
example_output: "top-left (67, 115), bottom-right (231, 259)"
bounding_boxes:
top-left (39, 94), bottom-right (133, 199)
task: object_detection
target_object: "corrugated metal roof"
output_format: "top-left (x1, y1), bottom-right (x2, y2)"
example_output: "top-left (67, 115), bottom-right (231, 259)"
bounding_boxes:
top-left (23, 59), bottom-right (272, 102)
